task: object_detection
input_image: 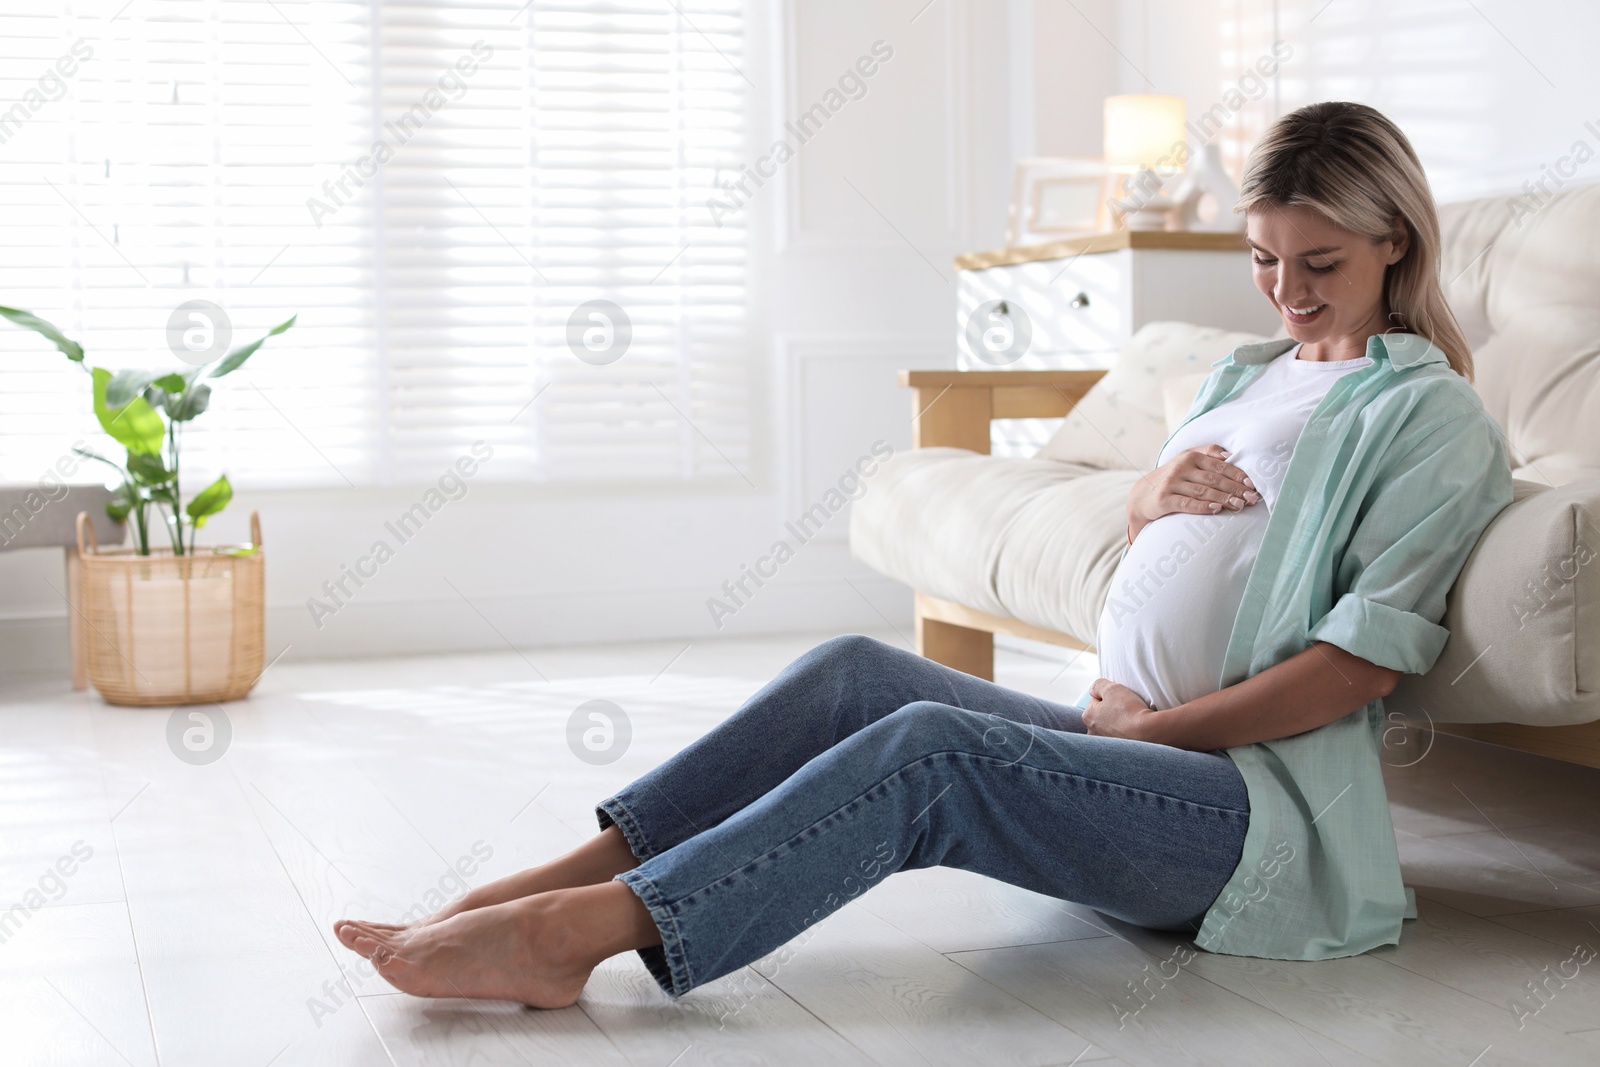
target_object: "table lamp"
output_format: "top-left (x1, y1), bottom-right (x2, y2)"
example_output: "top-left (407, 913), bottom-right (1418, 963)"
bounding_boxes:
top-left (1103, 94), bottom-right (1187, 230)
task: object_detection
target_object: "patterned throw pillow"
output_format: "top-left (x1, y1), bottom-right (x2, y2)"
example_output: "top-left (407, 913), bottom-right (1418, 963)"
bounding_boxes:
top-left (1163, 371), bottom-right (1215, 435)
top-left (1035, 321), bottom-right (1272, 471)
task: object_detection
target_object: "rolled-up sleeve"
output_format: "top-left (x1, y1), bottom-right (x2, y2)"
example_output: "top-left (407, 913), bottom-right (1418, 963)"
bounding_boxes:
top-left (1306, 406), bottom-right (1514, 675)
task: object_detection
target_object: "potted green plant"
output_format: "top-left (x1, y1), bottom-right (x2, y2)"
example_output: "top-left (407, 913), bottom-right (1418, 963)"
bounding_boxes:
top-left (2, 305), bottom-right (296, 705)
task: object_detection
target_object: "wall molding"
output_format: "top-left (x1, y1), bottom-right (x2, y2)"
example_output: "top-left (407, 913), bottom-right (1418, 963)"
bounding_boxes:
top-left (0, 572), bottom-right (914, 680)
top-left (775, 333), bottom-right (943, 544)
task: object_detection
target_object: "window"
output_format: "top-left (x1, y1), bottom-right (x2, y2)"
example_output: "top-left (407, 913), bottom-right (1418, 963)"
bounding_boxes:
top-left (0, 0), bottom-right (750, 489)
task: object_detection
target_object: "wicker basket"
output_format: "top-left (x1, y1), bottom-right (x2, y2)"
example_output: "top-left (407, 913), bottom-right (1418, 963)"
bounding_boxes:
top-left (75, 511), bottom-right (266, 706)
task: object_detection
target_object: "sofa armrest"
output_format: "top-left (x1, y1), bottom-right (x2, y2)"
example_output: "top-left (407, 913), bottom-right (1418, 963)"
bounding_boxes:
top-left (900, 369), bottom-right (1107, 454)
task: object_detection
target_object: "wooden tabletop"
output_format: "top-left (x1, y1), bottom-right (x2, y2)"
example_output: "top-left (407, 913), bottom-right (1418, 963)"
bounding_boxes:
top-left (899, 369), bottom-right (1107, 388)
top-left (955, 229), bottom-right (1249, 271)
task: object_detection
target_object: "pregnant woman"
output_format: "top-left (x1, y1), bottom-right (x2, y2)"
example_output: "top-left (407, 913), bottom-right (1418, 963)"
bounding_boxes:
top-left (334, 101), bottom-right (1513, 1007)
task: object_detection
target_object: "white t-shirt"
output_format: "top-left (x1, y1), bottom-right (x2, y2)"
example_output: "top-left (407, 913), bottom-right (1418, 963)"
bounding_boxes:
top-left (1094, 344), bottom-right (1374, 711)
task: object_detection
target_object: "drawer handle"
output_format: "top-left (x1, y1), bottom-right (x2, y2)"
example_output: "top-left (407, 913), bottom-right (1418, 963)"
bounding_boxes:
top-left (1070, 292), bottom-right (1090, 309)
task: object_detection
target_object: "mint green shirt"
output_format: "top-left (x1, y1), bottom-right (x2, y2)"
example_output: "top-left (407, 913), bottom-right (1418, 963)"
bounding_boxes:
top-left (1093, 332), bottom-right (1514, 959)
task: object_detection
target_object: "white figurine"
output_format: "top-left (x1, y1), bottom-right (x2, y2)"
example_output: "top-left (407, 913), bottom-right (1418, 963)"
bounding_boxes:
top-left (1171, 142), bottom-right (1245, 233)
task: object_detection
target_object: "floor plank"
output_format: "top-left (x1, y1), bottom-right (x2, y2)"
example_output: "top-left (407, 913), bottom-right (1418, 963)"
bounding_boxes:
top-left (577, 950), bottom-right (879, 1065)
top-left (1399, 829), bottom-right (1600, 916)
top-left (761, 903), bottom-right (1101, 1066)
top-left (1380, 730), bottom-right (1600, 839)
top-left (1484, 902), bottom-right (1600, 950)
top-left (0, 695), bottom-right (132, 910)
top-left (1373, 896), bottom-right (1600, 1034)
top-left (91, 700), bottom-right (395, 1065)
top-left (951, 932), bottom-right (1379, 1066)
top-left (360, 991), bottom-right (628, 1066)
top-left (1094, 914), bottom-right (1599, 1066)
top-left (0, 902), bottom-right (157, 1067)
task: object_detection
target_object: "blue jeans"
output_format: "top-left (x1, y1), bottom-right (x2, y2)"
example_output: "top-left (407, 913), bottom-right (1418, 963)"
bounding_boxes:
top-left (597, 634), bottom-right (1249, 997)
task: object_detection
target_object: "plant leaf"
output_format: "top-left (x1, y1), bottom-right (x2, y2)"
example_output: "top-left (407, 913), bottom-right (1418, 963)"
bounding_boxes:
top-left (164, 381), bottom-right (211, 422)
top-left (92, 368), bottom-right (166, 456)
top-left (127, 451), bottom-right (174, 486)
top-left (184, 474), bottom-right (233, 527)
top-left (106, 369), bottom-right (161, 409)
top-left (72, 444), bottom-right (130, 479)
top-left (105, 482), bottom-right (134, 522)
top-left (0, 306), bottom-right (84, 362)
top-left (151, 372), bottom-right (187, 392)
top-left (208, 314), bottom-right (297, 379)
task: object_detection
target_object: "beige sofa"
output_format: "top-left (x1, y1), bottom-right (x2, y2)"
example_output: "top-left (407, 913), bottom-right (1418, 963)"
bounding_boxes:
top-left (850, 182), bottom-right (1600, 768)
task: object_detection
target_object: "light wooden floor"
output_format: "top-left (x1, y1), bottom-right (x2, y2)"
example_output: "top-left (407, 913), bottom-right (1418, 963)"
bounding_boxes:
top-left (4, 629), bottom-right (1600, 1066)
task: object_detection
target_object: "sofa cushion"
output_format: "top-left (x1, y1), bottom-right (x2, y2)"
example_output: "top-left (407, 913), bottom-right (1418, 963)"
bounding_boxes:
top-left (992, 467), bottom-right (1139, 644)
top-left (1439, 183), bottom-right (1600, 487)
top-left (1393, 477), bottom-right (1600, 726)
top-left (848, 447), bottom-right (1118, 622)
top-left (1035, 320), bottom-right (1271, 471)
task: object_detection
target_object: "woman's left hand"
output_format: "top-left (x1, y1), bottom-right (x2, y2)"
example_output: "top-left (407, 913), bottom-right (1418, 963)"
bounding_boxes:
top-left (1083, 678), bottom-right (1161, 743)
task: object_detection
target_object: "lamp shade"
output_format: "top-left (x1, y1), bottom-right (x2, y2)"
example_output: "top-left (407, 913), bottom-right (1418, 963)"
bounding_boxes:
top-left (1103, 94), bottom-right (1187, 172)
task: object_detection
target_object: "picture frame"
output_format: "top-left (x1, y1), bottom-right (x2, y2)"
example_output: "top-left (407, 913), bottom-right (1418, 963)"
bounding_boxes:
top-left (1005, 158), bottom-right (1111, 248)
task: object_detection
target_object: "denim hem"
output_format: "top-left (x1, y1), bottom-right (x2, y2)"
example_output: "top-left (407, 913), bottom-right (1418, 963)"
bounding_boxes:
top-left (616, 869), bottom-right (694, 997)
top-left (595, 795), bottom-right (657, 862)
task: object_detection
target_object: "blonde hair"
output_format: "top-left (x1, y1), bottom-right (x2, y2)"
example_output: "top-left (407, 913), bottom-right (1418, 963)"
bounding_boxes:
top-left (1235, 101), bottom-right (1474, 382)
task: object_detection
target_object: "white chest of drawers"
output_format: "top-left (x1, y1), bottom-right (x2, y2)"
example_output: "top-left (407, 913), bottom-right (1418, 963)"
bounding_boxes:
top-left (955, 232), bottom-right (1283, 456)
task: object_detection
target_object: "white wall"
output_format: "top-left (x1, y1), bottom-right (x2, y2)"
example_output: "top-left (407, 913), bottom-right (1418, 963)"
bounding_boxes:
top-left (0, 0), bottom-right (1019, 676)
top-left (1030, 0), bottom-right (1120, 157)
top-left (1076, 0), bottom-right (1600, 203)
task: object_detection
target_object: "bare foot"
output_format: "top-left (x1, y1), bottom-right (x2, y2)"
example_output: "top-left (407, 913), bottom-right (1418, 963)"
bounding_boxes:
top-left (352, 895), bottom-right (592, 1009)
top-left (333, 826), bottom-right (640, 955)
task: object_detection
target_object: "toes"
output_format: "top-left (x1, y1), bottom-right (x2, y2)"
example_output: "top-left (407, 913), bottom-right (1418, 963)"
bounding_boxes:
top-left (336, 919), bottom-right (396, 951)
top-left (334, 921), bottom-right (367, 951)
top-left (345, 920), bottom-right (391, 939)
top-left (351, 935), bottom-right (399, 963)
top-left (353, 934), bottom-right (403, 966)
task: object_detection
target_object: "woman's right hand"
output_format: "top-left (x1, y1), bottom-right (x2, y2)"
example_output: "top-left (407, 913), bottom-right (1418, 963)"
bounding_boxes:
top-left (1126, 444), bottom-right (1261, 542)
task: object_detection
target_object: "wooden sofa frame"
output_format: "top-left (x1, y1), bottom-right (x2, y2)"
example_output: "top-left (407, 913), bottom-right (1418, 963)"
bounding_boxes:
top-left (901, 368), bottom-right (1600, 770)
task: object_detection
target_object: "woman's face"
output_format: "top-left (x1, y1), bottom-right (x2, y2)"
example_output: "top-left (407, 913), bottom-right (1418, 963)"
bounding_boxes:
top-left (1245, 203), bottom-right (1409, 347)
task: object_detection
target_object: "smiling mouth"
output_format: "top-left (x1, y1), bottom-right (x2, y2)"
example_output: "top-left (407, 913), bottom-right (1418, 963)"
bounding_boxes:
top-left (1284, 303), bottom-right (1326, 322)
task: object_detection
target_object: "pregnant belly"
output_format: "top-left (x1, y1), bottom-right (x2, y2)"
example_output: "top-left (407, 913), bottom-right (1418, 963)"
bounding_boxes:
top-left (1094, 505), bottom-right (1269, 711)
